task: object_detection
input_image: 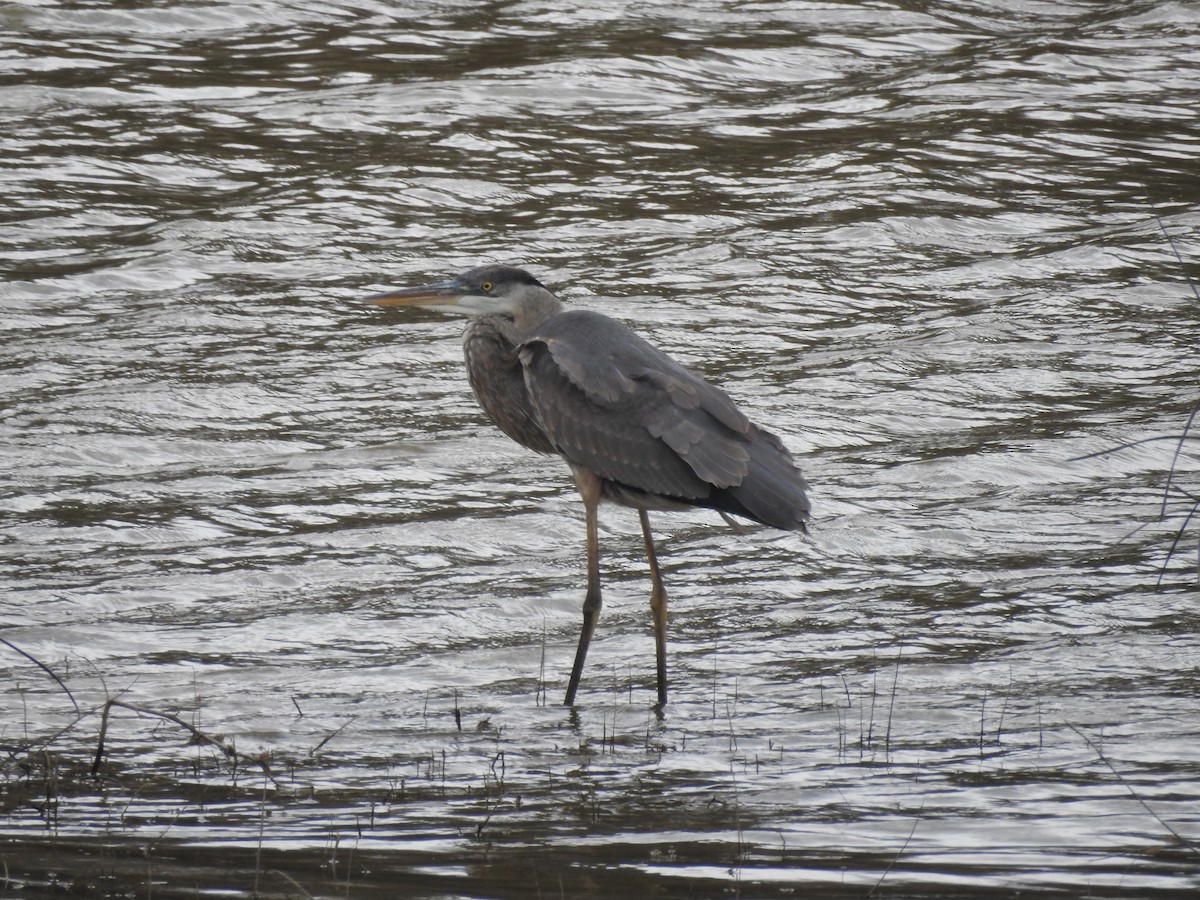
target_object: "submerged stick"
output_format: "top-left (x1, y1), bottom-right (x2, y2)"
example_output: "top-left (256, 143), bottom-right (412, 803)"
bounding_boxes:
top-left (1125, 158), bottom-right (1200, 585)
top-left (1157, 489), bottom-right (1200, 589)
top-left (90, 698), bottom-right (277, 785)
top-left (310, 717), bottom-right (356, 756)
top-left (0, 638), bottom-right (79, 713)
top-left (1069, 432), bottom-right (1200, 462)
top-left (1069, 723), bottom-right (1198, 857)
top-left (868, 804), bottom-right (923, 897)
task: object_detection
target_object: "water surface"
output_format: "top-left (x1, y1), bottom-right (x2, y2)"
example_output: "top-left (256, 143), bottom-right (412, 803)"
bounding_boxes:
top-left (2, 0), bottom-right (1199, 897)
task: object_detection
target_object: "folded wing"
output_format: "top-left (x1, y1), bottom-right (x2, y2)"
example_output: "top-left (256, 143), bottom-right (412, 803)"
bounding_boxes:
top-left (518, 310), bottom-right (809, 530)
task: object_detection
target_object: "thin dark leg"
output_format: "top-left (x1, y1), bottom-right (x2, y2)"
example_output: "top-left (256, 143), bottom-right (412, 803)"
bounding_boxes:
top-left (565, 486), bottom-right (602, 706)
top-left (639, 509), bottom-right (669, 707)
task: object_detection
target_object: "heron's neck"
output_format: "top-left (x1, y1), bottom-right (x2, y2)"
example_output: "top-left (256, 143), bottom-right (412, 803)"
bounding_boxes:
top-left (508, 286), bottom-right (564, 336)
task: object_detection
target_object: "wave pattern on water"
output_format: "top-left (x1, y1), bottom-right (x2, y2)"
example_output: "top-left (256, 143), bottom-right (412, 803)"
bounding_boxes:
top-left (2, 0), bottom-right (1199, 897)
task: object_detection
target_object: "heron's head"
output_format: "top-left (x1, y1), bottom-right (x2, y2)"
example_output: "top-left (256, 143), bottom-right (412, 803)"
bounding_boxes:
top-left (367, 265), bottom-right (560, 328)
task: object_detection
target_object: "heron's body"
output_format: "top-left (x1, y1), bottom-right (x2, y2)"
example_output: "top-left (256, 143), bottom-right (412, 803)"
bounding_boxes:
top-left (369, 265), bottom-right (810, 706)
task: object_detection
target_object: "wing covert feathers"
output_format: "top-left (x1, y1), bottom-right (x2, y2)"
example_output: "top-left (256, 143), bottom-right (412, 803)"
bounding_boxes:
top-left (518, 310), bottom-right (809, 530)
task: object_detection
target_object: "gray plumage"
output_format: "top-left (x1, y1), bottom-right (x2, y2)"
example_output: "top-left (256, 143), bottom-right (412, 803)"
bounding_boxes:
top-left (519, 309), bottom-right (809, 529)
top-left (368, 264), bottom-right (810, 707)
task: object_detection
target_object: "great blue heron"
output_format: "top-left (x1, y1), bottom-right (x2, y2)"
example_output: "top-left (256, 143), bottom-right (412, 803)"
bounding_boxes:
top-left (369, 265), bottom-right (810, 707)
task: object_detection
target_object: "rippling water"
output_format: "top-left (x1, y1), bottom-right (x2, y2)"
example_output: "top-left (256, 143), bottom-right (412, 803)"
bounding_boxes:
top-left (2, 1), bottom-right (1199, 897)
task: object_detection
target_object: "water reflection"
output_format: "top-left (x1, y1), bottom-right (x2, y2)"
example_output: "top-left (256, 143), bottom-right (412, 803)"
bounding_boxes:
top-left (2, 0), bottom-right (1199, 896)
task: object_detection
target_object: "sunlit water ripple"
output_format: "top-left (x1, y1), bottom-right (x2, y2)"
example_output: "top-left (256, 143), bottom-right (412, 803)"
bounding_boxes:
top-left (2, 0), bottom-right (1198, 897)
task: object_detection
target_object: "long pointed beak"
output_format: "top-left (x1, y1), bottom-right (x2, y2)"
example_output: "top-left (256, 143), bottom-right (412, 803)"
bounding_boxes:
top-left (366, 279), bottom-right (463, 308)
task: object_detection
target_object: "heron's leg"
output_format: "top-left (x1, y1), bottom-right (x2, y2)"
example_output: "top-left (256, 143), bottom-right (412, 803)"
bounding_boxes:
top-left (565, 471), bottom-right (603, 706)
top-left (639, 509), bottom-right (669, 707)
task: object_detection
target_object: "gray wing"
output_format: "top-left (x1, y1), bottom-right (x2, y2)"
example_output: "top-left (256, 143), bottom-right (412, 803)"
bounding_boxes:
top-left (517, 310), bottom-right (809, 529)
top-left (462, 318), bottom-right (556, 455)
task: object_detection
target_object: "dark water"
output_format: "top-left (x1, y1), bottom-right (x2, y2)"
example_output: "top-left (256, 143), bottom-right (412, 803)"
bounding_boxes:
top-left (2, 1), bottom-right (1199, 897)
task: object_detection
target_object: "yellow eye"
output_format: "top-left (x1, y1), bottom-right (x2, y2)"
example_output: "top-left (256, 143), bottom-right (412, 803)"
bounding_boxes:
top-left (481, 281), bottom-right (493, 292)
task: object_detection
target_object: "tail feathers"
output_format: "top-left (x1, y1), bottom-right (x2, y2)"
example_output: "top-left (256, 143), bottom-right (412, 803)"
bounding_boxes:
top-left (710, 426), bottom-right (810, 531)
